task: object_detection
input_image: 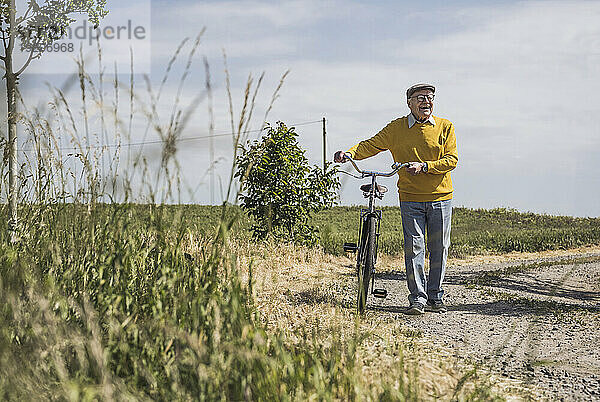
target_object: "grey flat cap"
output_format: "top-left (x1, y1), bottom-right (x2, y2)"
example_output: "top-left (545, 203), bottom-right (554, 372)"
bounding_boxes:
top-left (406, 83), bottom-right (435, 99)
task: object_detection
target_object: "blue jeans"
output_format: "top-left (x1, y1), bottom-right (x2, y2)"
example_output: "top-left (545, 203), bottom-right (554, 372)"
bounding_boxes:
top-left (400, 200), bottom-right (452, 306)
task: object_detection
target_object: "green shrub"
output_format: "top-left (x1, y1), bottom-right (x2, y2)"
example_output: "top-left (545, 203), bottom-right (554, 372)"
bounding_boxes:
top-left (235, 122), bottom-right (340, 243)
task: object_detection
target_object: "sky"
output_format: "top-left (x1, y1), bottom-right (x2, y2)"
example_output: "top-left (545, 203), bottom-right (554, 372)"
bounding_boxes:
top-left (3, 0), bottom-right (600, 216)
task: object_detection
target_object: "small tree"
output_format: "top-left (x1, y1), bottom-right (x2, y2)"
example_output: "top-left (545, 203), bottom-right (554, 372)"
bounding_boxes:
top-left (235, 121), bottom-right (339, 242)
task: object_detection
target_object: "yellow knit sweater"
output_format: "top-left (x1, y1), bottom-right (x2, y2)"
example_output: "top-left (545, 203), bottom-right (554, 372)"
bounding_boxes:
top-left (346, 115), bottom-right (458, 202)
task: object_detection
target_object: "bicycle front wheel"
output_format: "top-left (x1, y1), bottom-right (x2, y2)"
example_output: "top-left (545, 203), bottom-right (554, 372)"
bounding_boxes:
top-left (357, 215), bottom-right (376, 314)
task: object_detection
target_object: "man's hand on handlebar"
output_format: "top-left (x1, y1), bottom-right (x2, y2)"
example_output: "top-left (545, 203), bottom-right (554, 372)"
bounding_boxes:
top-left (333, 150), bottom-right (349, 163)
top-left (406, 162), bottom-right (426, 176)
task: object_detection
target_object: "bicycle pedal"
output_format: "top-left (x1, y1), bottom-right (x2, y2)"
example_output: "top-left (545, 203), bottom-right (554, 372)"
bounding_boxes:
top-left (343, 242), bottom-right (358, 252)
top-left (372, 289), bottom-right (387, 298)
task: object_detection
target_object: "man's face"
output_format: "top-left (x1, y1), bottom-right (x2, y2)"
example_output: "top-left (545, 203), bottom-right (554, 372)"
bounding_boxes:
top-left (407, 89), bottom-right (434, 121)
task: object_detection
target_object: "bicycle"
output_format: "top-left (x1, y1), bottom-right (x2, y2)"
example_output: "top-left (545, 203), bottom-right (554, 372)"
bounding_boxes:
top-left (338, 155), bottom-right (408, 314)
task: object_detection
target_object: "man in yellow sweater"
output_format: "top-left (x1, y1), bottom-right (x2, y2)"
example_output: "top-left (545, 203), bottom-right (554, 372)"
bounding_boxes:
top-left (334, 83), bottom-right (458, 315)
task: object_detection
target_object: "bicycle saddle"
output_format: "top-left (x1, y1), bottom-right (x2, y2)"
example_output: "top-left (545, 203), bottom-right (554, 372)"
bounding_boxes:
top-left (360, 184), bottom-right (388, 194)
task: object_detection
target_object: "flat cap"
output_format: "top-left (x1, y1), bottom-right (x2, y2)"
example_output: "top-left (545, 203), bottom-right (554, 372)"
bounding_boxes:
top-left (406, 83), bottom-right (435, 99)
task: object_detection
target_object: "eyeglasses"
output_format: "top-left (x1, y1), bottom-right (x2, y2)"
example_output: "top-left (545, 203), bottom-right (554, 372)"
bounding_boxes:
top-left (409, 94), bottom-right (435, 102)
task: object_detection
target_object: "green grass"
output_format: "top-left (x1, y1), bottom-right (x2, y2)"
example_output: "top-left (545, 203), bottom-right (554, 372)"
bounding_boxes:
top-left (76, 204), bottom-right (600, 259)
top-left (52, 204), bottom-right (600, 259)
top-left (286, 206), bottom-right (600, 257)
top-left (312, 206), bottom-right (600, 257)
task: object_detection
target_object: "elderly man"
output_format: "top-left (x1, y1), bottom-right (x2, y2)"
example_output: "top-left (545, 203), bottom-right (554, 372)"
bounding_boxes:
top-left (334, 83), bottom-right (458, 315)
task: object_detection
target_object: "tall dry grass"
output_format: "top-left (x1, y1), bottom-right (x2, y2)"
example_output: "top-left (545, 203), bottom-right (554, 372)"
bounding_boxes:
top-left (0, 34), bottom-right (366, 401)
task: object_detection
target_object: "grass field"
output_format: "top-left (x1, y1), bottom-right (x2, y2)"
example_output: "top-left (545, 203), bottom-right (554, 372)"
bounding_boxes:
top-left (165, 204), bottom-right (600, 257)
top-left (1, 201), bottom-right (598, 400)
top-left (315, 206), bottom-right (600, 257)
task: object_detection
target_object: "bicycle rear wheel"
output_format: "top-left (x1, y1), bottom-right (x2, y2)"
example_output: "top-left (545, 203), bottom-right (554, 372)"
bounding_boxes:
top-left (357, 215), bottom-right (376, 314)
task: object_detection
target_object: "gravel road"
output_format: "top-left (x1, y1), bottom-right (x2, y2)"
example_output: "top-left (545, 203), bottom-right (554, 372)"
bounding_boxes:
top-left (364, 251), bottom-right (600, 401)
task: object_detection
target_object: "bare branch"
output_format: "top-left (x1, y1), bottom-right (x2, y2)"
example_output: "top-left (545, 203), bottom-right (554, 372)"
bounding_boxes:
top-left (15, 36), bottom-right (41, 76)
top-left (19, 2), bottom-right (34, 24)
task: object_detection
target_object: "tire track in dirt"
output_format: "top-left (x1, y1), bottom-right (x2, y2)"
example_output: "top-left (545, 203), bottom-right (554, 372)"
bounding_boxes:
top-left (356, 253), bottom-right (600, 400)
top-left (366, 251), bottom-right (600, 400)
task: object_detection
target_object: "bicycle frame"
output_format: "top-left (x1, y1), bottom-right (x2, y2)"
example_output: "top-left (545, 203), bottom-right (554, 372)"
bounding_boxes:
top-left (340, 156), bottom-right (408, 312)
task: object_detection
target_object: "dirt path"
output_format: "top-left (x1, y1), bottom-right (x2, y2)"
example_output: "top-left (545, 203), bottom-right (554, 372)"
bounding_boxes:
top-left (251, 244), bottom-right (600, 399)
top-left (365, 249), bottom-right (600, 400)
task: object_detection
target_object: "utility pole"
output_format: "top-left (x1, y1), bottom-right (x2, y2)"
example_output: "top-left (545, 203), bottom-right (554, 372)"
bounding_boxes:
top-left (322, 117), bottom-right (327, 171)
top-left (204, 57), bottom-right (215, 204)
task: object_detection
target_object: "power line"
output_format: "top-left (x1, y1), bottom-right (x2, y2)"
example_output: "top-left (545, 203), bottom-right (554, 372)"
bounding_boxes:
top-left (18, 119), bottom-right (324, 152)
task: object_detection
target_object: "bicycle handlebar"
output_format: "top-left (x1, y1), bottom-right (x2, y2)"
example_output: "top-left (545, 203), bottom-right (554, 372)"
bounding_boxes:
top-left (343, 155), bottom-right (409, 178)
